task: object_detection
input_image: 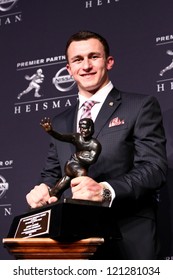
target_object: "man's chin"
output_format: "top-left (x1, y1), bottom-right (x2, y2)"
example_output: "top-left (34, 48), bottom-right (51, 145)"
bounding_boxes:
top-left (80, 84), bottom-right (100, 94)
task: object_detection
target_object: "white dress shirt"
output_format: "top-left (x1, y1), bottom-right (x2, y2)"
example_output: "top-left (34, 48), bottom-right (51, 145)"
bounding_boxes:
top-left (77, 81), bottom-right (114, 126)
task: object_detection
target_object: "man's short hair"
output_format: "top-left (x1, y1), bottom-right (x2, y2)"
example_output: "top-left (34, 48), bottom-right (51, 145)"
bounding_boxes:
top-left (65, 30), bottom-right (110, 61)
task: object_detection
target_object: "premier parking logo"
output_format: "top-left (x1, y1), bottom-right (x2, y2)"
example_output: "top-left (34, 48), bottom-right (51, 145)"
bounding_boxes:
top-left (156, 34), bottom-right (173, 93)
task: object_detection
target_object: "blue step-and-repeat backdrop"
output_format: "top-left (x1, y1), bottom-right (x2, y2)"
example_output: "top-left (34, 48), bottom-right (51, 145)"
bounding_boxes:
top-left (0, 0), bottom-right (173, 259)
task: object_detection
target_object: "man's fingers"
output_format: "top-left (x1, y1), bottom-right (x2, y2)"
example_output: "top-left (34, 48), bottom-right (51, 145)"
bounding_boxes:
top-left (26, 183), bottom-right (51, 208)
top-left (48, 196), bottom-right (58, 204)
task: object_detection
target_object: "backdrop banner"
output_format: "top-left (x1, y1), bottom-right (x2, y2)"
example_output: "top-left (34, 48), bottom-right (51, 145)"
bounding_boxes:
top-left (0, 0), bottom-right (173, 259)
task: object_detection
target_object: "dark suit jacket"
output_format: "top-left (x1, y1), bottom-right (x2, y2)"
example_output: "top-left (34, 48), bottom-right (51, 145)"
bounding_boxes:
top-left (40, 88), bottom-right (167, 259)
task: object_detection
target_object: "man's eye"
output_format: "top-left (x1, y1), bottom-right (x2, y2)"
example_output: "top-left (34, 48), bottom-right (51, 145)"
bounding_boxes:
top-left (73, 58), bottom-right (82, 62)
top-left (92, 55), bottom-right (99, 59)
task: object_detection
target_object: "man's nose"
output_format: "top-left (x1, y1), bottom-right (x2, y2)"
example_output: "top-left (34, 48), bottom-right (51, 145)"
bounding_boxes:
top-left (82, 58), bottom-right (92, 69)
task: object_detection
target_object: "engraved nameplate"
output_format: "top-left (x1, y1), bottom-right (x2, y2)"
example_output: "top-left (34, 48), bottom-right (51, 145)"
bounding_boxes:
top-left (14, 210), bottom-right (51, 238)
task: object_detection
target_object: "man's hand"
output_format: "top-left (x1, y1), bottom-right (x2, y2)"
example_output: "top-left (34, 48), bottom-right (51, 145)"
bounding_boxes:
top-left (26, 183), bottom-right (57, 208)
top-left (70, 176), bottom-right (103, 202)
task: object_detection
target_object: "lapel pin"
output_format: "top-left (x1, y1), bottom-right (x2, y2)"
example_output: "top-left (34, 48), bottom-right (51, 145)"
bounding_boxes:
top-left (109, 102), bottom-right (114, 106)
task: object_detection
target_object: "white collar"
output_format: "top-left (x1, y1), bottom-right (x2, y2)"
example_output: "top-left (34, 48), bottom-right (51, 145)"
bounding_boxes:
top-left (78, 81), bottom-right (114, 108)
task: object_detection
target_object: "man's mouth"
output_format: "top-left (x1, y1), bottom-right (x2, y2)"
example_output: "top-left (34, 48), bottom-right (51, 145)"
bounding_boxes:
top-left (81, 73), bottom-right (96, 78)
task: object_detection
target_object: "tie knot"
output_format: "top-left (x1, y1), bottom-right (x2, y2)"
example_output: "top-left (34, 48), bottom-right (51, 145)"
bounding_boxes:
top-left (83, 100), bottom-right (96, 111)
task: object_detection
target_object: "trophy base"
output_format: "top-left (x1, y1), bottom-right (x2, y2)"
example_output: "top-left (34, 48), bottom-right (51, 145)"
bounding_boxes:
top-left (7, 199), bottom-right (121, 241)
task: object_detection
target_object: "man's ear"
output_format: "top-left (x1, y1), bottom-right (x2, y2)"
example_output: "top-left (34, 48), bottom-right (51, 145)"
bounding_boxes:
top-left (106, 56), bottom-right (114, 70)
top-left (66, 63), bottom-right (72, 76)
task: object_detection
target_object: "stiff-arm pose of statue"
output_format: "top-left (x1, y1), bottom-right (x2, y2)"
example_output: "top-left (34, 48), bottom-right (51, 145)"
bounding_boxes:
top-left (40, 117), bottom-right (102, 199)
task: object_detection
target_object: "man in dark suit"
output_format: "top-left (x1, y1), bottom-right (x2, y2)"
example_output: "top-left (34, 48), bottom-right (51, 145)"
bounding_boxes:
top-left (26, 31), bottom-right (167, 259)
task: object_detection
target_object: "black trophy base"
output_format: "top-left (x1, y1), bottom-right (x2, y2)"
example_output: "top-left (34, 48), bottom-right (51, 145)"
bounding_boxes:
top-left (7, 199), bottom-right (121, 241)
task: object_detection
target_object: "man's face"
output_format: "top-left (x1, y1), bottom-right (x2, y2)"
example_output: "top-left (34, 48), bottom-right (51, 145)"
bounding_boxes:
top-left (66, 38), bottom-right (114, 96)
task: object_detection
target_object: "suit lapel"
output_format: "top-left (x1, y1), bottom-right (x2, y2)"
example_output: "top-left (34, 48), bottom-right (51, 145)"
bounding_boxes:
top-left (94, 87), bottom-right (121, 137)
top-left (64, 104), bottom-right (78, 156)
top-left (72, 102), bottom-right (79, 132)
top-left (65, 103), bottom-right (78, 133)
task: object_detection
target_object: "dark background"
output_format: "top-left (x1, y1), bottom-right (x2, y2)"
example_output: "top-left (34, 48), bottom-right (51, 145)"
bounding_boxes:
top-left (0, 0), bottom-right (173, 259)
